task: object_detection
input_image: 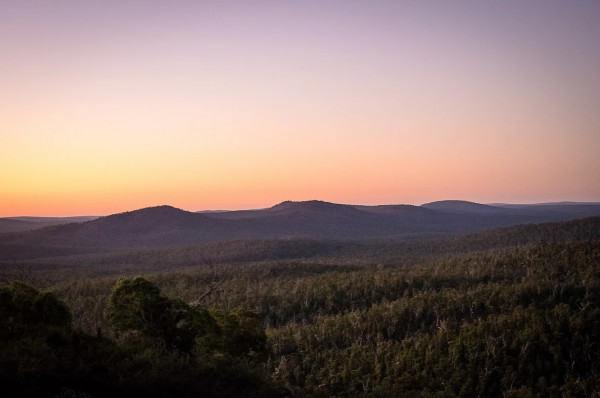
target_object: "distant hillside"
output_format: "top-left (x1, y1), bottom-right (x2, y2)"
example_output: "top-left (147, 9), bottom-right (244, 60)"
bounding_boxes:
top-left (0, 216), bottom-right (98, 233)
top-left (1, 200), bottom-right (600, 260)
top-left (421, 200), bottom-right (506, 214)
top-left (421, 200), bottom-right (600, 223)
top-left (488, 202), bottom-right (600, 219)
top-left (0, 219), bottom-right (35, 234)
top-left (3, 215), bottom-right (599, 278)
top-left (490, 201), bottom-right (600, 207)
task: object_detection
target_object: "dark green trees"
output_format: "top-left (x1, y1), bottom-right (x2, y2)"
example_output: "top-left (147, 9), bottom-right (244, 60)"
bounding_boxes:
top-left (1, 281), bottom-right (71, 340)
top-left (107, 277), bottom-right (266, 357)
top-left (0, 282), bottom-right (114, 398)
top-left (1, 279), bottom-right (270, 397)
top-left (108, 277), bottom-right (218, 351)
top-left (213, 308), bottom-right (267, 358)
top-left (108, 277), bottom-right (168, 338)
top-left (106, 277), bottom-right (269, 395)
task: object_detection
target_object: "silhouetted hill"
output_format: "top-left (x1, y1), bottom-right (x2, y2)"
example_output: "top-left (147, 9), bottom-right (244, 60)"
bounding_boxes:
top-left (12, 206), bottom-right (224, 248)
top-left (421, 200), bottom-right (506, 214)
top-left (205, 200), bottom-right (365, 220)
top-left (354, 204), bottom-right (432, 215)
top-left (1, 200), bottom-right (600, 260)
top-left (269, 200), bottom-right (362, 215)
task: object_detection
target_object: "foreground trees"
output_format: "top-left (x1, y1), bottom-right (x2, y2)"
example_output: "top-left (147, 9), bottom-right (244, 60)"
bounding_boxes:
top-left (108, 277), bottom-right (219, 352)
top-left (0, 279), bottom-right (270, 398)
top-left (108, 277), bottom-right (266, 358)
top-left (1, 281), bottom-right (71, 340)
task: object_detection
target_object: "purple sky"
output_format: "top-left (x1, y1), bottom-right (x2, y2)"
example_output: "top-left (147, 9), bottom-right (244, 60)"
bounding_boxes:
top-left (1, 1), bottom-right (599, 215)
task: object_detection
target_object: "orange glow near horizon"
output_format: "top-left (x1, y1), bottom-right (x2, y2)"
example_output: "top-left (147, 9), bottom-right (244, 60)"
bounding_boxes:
top-left (1, 1), bottom-right (600, 217)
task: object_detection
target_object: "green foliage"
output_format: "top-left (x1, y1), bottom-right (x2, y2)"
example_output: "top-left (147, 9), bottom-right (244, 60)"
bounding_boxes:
top-left (108, 277), bottom-right (171, 338)
top-left (0, 283), bottom-right (116, 397)
top-left (212, 308), bottom-right (267, 359)
top-left (1, 281), bottom-right (71, 340)
top-left (263, 241), bottom-right (600, 397)
top-left (1, 279), bottom-right (272, 397)
top-left (108, 277), bottom-right (222, 353)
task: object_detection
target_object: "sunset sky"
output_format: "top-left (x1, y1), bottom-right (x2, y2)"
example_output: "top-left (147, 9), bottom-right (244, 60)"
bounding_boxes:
top-left (1, 1), bottom-right (599, 216)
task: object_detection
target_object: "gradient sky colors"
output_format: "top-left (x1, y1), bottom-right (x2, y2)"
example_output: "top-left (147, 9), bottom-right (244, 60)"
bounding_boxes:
top-left (1, 1), bottom-right (599, 216)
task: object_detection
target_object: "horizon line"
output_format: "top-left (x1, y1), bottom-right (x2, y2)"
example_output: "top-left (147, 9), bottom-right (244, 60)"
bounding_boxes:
top-left (3, 199), bottom-right (600, 218)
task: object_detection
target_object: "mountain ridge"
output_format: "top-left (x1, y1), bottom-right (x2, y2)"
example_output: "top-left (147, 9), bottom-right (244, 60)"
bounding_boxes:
top-left (1, 200), bottom-right (600, 258)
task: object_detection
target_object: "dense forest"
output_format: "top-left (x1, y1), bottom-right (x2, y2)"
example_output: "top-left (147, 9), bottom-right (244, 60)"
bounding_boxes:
top-left (1, 216), bottom-right (599, 397)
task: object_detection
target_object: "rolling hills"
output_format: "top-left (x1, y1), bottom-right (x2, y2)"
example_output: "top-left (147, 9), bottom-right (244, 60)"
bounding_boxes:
top-left (1, 200), bottom-right (600, 262)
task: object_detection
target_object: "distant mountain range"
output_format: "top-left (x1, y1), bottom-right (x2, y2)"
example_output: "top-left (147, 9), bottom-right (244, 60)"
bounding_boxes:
top-left (1, 200), bottom-right (600, 261)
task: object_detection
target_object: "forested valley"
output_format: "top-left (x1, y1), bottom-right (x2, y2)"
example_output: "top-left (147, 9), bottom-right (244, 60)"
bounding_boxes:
top-left (1, 216), bottom-right (599, 397)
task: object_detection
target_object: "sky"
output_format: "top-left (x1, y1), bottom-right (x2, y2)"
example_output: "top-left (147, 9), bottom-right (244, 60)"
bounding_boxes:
top-left (1, 0), bottom-right (599, 216)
